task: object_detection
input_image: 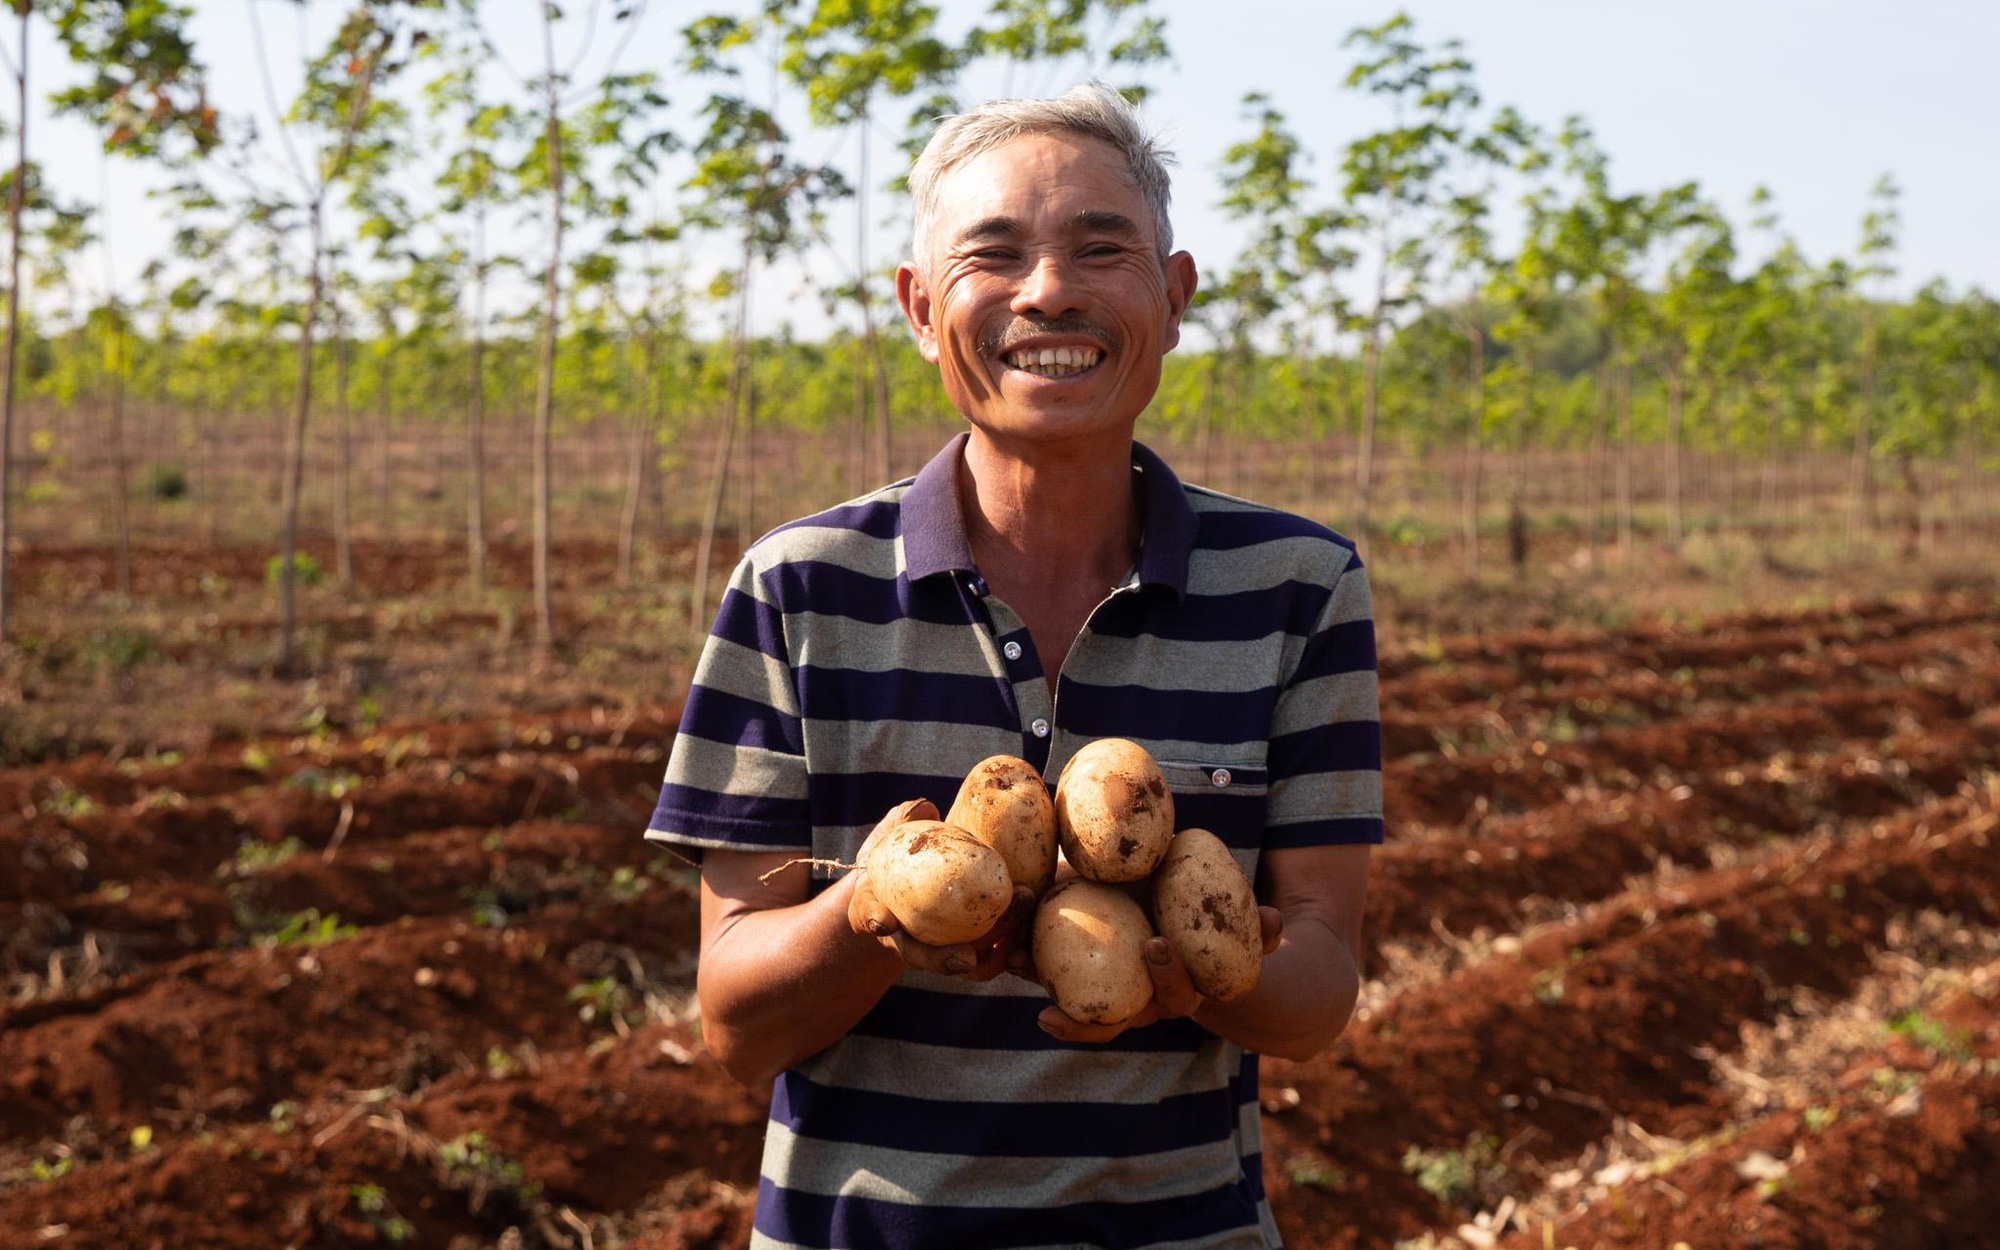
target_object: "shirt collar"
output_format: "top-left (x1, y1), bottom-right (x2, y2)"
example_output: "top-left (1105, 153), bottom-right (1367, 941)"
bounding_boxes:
top-left (902, 431), bottom-right (1197, 600)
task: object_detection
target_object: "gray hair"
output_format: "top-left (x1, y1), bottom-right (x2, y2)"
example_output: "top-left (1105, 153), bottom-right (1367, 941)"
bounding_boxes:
top-left (907, 83), bottom-right (1177, 272)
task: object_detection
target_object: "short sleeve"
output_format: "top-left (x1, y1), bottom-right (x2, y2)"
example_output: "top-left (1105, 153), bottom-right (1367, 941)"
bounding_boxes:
top-left (645, 555), bottom-right (812, 862)
top-left (1263, 556), bottom-right (1384, 848)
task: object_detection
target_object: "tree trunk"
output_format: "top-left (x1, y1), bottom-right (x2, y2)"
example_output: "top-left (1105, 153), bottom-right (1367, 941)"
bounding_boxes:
top-left (278, 210), bottom-right (326, 675)
top-left (531, 70), bottom-right (562, 659)
top-left (108, 315), bottom-right (132, 599)
top-left (1586, 333), bottom-right (1611, 573)
top-left (467, 263), bottom-right (488, 593)
top-left (1355, 325), bottom-right (1381, 552)
top-left (1509, 342), bottom-right (1535, 573)
top-left (691, 243), bottom-right (753, 633)
top-left (1615, 360), bottom-right (1633, 557)
top-left (1847, 316), bottom-right (1877, 550)
top-left (0, 17), bottom-right (24, 643)
top-left (1461, 323), bottom-right (1484, 576)
top-left (373, 339), bottom-right (392, 534)
top-left (333, 308), bottom-right (354, 591)
top-left (1664, 358), bottom-right (1685, 550)
top-left (617, 333), bottom-right (657, 587)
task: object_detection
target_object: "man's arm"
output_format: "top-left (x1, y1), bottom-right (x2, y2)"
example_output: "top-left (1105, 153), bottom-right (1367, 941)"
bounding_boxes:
top-left (1034, 843), bottom-right (1371, 1061)
top-left (698, 800), bottom-right (1037, 1087)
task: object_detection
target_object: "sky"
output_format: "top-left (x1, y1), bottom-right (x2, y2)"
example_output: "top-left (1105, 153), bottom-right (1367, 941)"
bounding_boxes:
top-left (19, 0), bottom-right (2000, 341)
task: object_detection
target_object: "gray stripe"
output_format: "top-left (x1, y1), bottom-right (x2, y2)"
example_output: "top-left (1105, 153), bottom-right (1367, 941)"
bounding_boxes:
top-left (1267, 769), bottom-right (1383, 824)
top-left (644, 826), bottom-right (802, 857)
top-left (692, 637), bottom-right (802, 716)
top-left (762, 1121), bottom-right (1247, 1210)
top-left (788, 611), bottom-right (992, 675)
top-left (797, 718), bottom-right (1025, 783)
top-left (1185, 537), bottom-right (1354, 596)
top-left (666, 736), bottom-right (808, 800)
top-left (1270, 670), bottom-right (1380, 738)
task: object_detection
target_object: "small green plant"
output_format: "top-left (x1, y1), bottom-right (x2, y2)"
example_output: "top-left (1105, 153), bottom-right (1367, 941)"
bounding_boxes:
top-left (1285, 1150), bottom-right (1345, 1191)
top-left (235, 837), bottom-right (306, 874)
top-left (567, 976), bottom-right (644, 1031)
top-left (1531, 969), bottom-right (1566, 1004)
top-left (357, 692), bottom-right (385, 733)
top-left (436, 1131), bottom-right (539, 1212)
top-left (484, 1046), bottom-right (519, 1077)
top-left (1888, 1010), bottom-right (1973, 1061)
top-left (348, 1183), bottom-right (414, 1243)
top-left (241, 743), bottom-right (274, 772)
top-left (79, 625), bottom-right (157, 671)
top-left (265, 552), bottom-right (325, 588)
top-left (269, 1101), bottom-right (299, 1135)
top-left (1401, 1135), bottom-right (1503, 1208)
top-left (1803, 1105), bottom-right (1839, 1134)
top-left (608, 865), bottom-right (652, 900)
top-left (45, 781), bottom-right (99, 818)
top-left (29, 1153), bottom-right (73, 1182)
top-left (263, 909), bottom-right (357, 948)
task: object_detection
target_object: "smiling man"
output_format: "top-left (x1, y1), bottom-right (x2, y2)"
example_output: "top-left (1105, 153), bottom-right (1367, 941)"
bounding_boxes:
top-left (647, 84), bottom-right (1381, 1249)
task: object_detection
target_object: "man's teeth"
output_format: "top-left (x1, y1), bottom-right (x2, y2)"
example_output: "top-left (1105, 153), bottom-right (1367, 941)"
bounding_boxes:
top-left (1004, 346), bottom-right (1103, 377)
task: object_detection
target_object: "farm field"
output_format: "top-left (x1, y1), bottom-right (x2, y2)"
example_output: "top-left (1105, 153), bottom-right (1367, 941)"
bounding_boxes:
top-left (1, 540), bottom-right (1995, 1248)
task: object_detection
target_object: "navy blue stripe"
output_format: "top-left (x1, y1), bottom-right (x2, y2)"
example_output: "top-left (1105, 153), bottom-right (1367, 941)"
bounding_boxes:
top-left (766, 494), bottom-right (907, 542)
top-left (1175, 795), bottom-right (1268, 851)
top-left (797, 665), bottom-right (1016, 728)
top-left (1194, 507), bottom-right (1351, 552)
top-left (771, 1071), bottom-right (1237, 1158)
top-left (1054, 681), bottom-right (1278, 746)
top-left (1265, 816), bottom-right (1384, 847)
top-left (678, 685), bottom-right (804, 754)
top-left (850, 984), bottom-right (1208, 1052)
top-left (762, 561), bottom-right (967, 627)
top-left (650, 786), bottom-right (811, 842)
top-left (804, 772), bottom-right (974, 829)
top-left (711, 586), bottom-right (788, 660)
top-left (1292, 615), bottom-right (1379, 681)
top-left (1091, 582), bottom-right (1333, 644)
top-left (1269, 718), bottom-right (1383, 778)
top-left (753, 1173), bottom-right (1263, 1250)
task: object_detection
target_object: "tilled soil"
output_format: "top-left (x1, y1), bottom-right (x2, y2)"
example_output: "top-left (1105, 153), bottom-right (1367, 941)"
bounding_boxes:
top-left (2, 593), bottom-right (1995, 1248)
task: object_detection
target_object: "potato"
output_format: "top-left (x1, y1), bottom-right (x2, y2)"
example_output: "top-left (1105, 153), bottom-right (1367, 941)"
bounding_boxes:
top-left (1053, 738), bottom-right (1174, 882)
top-left (946, 755), bottom-right (1057, 893)
top-left (1032, 879), bottom-right (1156, 1026)
top-left (1151, 828), bottom-right (1263, 1001)
top-left (865, 820), bottom-right (1013, 946)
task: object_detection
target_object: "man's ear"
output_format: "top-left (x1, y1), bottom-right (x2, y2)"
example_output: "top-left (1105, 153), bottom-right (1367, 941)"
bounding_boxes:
top-left (1162, 251), bottom-right (1198, 355)
top-left (895, 262), bottom-right (940, 363)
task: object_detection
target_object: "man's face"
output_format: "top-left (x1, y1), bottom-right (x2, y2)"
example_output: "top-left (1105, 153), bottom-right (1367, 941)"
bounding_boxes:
top-left (896, 132), bottom-right (1198, 447)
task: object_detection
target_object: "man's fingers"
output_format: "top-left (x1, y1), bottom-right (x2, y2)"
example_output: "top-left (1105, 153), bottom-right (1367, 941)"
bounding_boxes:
top-left (895, 934), bottom-right (979, 977)
top-left (1143, 936), bottom-right (1202, 1018)
top-left (1037, 1004), bottom-right (1123, 1044)
top-left (965, 885), bottom-right (1039, 981)
top-left (848, 876), bottom-right (900, 938)
top-left (1258, 906), bottom-right (1284, 955)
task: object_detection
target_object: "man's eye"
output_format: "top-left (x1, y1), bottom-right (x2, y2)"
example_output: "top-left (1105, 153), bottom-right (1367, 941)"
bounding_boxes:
top-left (1083, 245), bottom-right (1124, 258)
top-left (970, 248), bottom-right (1017, 262)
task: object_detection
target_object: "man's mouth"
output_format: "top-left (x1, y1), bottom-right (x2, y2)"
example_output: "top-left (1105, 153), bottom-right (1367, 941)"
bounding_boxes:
top-left (1001, 345), bottom-right (1104, 379)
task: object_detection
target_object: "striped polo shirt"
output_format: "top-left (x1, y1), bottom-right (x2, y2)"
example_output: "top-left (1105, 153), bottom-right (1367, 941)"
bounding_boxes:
top-left (648, 432), bottom-right (1383, 1250)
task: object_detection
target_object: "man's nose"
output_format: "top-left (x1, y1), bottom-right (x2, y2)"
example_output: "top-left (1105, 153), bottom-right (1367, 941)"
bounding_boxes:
top-left (1011, 251), bottom-right (1089, 318)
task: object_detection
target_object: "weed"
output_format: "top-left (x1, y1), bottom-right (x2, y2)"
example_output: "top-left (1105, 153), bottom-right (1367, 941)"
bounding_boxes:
top-left (268, 1101), bottom-right (299, 1135)
top-left (1401, 1134), bottom-right (1505, 1208)
top-left (28, 1152), bottom-right (73, 1183)
top-left (436, 1131), bottom-right (539, 1214)
top-left (1803, 1105), bottom-right (1839, 1134)
top-left (266, 910), bottom-right (357, 948)
top-left (79, 626), bottom-right (158, 672)
top-left (1531, 968), bottom-right (1566, 1004)
top-left (484, 1046), bottom-right (518, 1077)
top-left (568, 976), bottom-right (645, 1032)
top-left (241, 743), bottom-right (274, 772)
top-left (234, 837), bottom-right (306, 874)
top-left (1285, 1150), bottom-right (1345, 1191)
top-left (357, 692), bottom-right (385, 732)
top-left (348, 1183), bottom-right (414, 1244)
top-left (1888, 1010), bottom-right (1974, 1061)
top-left (265, 552), bottom-right (325, 588)
top-left (608, 865), bottom-right (652, 900)
top-left (45, 781), bottom-right (98, 818)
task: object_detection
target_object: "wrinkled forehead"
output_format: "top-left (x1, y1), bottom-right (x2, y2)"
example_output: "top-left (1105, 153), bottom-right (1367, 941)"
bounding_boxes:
top-left (930, 132), bottom-right (1156, 250)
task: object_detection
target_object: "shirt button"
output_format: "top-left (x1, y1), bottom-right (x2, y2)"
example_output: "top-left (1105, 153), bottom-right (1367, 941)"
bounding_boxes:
top-left (1211, 768), bottom-right (1232, 788)
top-left (1030, 718), bottom-right (1050, 738)
top-left (1003, 641), bottom-right (1024, 661)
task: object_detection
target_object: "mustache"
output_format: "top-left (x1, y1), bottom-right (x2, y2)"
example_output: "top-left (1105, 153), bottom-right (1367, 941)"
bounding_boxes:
top-left (981, 315), bottom-right (1116, 355)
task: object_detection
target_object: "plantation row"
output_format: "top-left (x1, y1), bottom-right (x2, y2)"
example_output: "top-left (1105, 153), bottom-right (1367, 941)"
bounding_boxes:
top-left (1, 594), bottom-right (1994, 1246)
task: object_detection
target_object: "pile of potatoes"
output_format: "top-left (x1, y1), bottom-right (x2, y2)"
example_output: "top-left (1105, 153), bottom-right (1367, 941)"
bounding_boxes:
top-left (864, 739), bottom-right (1263, 1027)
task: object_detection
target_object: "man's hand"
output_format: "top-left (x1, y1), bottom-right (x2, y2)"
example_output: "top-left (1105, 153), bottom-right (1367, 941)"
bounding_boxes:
top-left (1028, 904), bottom-right (1284, 1043)
top-left (848, 798), bottom-right (1037, 981)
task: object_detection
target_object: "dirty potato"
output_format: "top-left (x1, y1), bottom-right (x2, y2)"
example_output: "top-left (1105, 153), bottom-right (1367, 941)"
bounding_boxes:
top-left (1032, 879), bottom-right (1156, 1026)
top-left (865, 819), bottom-right (1013, 946)
top-left (1151, 828), bottom-right (1262, 1001)
top-left (946, 754), bottom-right (1057, 893)
top-left (1053, 738), bottom-right (1174, 883)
